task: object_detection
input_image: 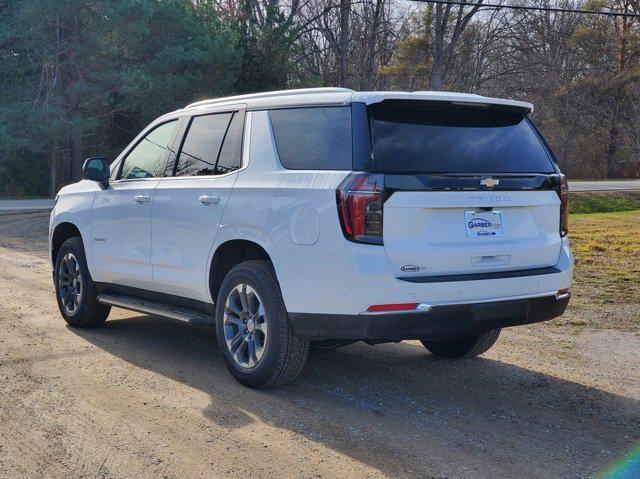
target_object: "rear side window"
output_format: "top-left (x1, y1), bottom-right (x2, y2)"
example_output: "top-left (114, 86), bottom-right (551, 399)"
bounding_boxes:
top-left (174, 112), bottom-right (243, 177)
top-left (216, 112), bottom-right (244, 175)
top-left (270, 107), bottom-right (352, 170)
top-left (370, 102), bottom-right (555, 174)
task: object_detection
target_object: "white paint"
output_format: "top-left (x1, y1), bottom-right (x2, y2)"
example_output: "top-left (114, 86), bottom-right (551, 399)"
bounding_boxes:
top-left (50, 94), bottom-right (574, 320)
top-left (290, 209), bottom-right (320, 245)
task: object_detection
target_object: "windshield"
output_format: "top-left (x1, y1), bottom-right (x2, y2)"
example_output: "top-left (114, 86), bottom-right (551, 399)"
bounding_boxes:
top-left (369, 102), bottom-right (555, 174)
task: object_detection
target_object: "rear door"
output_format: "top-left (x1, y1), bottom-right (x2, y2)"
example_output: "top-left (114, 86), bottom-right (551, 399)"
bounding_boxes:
top-left (368, 101), bottom-right (562, 278)
top-left (150, 109), bottom-right (245, 301)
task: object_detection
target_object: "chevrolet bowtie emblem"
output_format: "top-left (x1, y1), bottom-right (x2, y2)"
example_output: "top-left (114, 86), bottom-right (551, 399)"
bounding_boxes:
top-left (480, 178), bottom-right (500, 187)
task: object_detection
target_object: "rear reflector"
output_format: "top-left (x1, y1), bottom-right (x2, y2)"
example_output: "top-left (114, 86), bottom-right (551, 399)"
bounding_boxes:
top-left (366, 303), bottom-right (418, 312)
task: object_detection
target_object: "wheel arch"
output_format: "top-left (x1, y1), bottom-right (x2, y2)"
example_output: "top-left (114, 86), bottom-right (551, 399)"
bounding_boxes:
top-left (208, 239), bottom-right (275, 305)
top-left (51, 221), bottom-right (83, 267)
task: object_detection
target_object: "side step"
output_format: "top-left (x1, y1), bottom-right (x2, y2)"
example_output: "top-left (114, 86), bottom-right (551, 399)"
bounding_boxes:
top-left (97, 294), bottom-right (214, 325)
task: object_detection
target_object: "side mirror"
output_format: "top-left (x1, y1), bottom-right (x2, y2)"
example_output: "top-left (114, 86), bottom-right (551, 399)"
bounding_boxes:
top-left (82, 157), bottom-right (110, 190)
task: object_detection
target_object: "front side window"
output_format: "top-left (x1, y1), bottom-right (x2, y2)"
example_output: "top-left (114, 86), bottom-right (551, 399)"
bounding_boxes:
top-left (174, 112), bottom-right (243, 177)
top-left (269, 107), bottom-right (352, 170)
top-left (119, 120), bottom-right (178, 180)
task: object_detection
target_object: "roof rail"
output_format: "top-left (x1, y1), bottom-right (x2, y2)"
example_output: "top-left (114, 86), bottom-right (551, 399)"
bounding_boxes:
top-left (185, 87), bottom-right (355, 109)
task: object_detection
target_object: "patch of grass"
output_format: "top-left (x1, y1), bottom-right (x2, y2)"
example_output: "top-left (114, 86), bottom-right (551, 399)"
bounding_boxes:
top-left (567, 210), bottom-right (640, 330)
top-left (569, 191), bottom-right (640, 214)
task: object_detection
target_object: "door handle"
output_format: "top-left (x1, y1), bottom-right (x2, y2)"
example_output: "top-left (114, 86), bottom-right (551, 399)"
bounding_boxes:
top-left (198, 195), bottom-right (220, 205)
top-left (134, 194), bottom-right (151, 204)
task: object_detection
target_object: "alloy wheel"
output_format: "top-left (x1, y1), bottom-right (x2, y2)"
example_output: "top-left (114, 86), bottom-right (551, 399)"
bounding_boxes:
top-left (58, 252), bottom-right (82, 315)
top-left (223, 284), bottom-right (268, 369)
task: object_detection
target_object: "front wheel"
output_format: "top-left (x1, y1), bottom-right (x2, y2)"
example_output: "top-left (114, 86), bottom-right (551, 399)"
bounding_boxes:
top-left (215, 260), bottom-right (309, 388)
top-left (54, 237), bottom-right (110, 327)
top-left (421, 329), bottom-right (501, 358)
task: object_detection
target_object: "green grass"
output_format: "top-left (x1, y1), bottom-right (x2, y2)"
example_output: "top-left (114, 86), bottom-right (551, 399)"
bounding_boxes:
top-left (569, 191), bottom-right (640, 214)
top-left (567, 210), bottom-right (640, 330)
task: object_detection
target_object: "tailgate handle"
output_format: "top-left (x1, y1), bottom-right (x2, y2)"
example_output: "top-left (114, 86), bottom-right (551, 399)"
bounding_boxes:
top-left (472, 255), bottom-right (511, 267)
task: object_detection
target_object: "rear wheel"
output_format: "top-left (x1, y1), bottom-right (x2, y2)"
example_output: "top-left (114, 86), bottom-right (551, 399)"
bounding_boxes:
top-left (421, 329), bottom-right (501, 358)
top-left (54, 237), bottom-right (110, 327)
top-left (215, 260), bottom-right (309, 388)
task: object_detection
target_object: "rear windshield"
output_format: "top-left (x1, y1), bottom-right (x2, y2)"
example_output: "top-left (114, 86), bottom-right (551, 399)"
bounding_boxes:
top-left (370, 102), bottom-right (555, 174)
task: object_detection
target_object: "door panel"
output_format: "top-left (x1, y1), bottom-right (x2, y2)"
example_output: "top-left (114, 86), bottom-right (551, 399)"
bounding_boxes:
top-left (91, 119), bottom-right (179, 289)
top-left (151, 175), bottom-right (238, 300)
top-left (91, 179), bottom-right (159, 288)
top-left (150, 110), bottom-right (244, 301)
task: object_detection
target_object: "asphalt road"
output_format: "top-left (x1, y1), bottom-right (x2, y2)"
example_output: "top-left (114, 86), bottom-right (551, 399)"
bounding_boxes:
top-left (0, 180), bottom-right (638, 212)
top-left (0, 199), bottom-right (54, 212)
top-left (569, 180), bottom-right (640, 192)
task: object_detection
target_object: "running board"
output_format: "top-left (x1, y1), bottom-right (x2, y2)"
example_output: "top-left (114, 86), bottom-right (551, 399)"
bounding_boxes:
top-left (97, 294), bottom-right (214, 325)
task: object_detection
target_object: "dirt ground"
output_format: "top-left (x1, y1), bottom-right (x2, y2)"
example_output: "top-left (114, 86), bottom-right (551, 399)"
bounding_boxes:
top-left (0, 211), bottom-right (638, 479)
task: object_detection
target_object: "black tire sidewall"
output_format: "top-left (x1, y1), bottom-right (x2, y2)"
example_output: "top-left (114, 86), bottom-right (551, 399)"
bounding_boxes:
top-left (215, 262), bottom-right (288, 387)
top-left (421, 328), bottom-right (501, 358)
top-left (54, 237), bottom-right (96, 326)
top-left (421, 337), bottom-right (478, 358)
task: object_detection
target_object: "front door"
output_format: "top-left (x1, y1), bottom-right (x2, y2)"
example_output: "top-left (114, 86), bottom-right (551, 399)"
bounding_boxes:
top-left (151, 110), bottom-right (245, 302)
top-left (91, 119), bottom-right (179, 290)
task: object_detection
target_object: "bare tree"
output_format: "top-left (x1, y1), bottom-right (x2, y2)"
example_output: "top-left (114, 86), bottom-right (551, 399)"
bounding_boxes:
top-left (431, 0), bottom-right (484, 90)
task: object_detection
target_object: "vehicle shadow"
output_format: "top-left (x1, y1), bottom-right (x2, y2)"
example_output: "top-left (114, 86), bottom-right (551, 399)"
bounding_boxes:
top-left (72, 314), bottom-right (640, 478)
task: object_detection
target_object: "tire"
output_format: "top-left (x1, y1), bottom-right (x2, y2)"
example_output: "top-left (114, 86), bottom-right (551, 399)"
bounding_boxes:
top-left (215, 260), bottom-right (309, 388)
top-left (421, 329), bottom-right (501, 358)
top-left (54, 237), bottom-right (110, 327)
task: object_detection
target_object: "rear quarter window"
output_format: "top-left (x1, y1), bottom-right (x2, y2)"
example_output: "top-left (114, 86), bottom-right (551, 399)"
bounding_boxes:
top-left (370, 102), bottom-right (555, 174)
top-left (269, 107), bottom-right (352, 170)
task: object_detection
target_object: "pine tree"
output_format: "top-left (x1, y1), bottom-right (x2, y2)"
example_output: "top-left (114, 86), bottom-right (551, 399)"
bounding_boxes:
top-left (0, 0), bottom-right (241, 195)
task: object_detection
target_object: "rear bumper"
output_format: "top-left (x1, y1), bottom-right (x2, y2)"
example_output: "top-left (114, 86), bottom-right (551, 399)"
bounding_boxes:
top-left (276, 237), bottom-right (573, 316)
top-left (289, 294), bottom-right (570, 340)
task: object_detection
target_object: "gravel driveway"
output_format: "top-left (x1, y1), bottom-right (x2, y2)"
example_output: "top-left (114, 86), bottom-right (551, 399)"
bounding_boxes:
top-left (0, 212), bottom-right (638, 478)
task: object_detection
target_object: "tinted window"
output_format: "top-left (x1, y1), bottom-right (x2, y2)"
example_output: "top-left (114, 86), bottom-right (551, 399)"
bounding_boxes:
top-left (270, 107), bottom-right (352, 170)
top-left (175, 112), bottom-right (242, 177)
top-left (120, 120), bottom-right (178, 179)
top-left (370, 103), bottom-right (555, 173)
top-left (215, 112), bottom-right (244, 175)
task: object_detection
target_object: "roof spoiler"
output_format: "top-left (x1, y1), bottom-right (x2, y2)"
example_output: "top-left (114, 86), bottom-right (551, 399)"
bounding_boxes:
top-left (360, 92), bottom-right (534, 114)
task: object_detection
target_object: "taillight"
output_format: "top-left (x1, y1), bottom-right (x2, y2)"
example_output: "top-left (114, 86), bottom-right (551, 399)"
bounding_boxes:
top-left (556, 174), bottom-right (569, 236)
top-left (336, 173), bottom-right (384, 245)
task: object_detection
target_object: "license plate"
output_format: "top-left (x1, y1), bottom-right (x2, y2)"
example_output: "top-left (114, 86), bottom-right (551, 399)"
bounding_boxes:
top-left (465, 210), bottom-right (504, 238)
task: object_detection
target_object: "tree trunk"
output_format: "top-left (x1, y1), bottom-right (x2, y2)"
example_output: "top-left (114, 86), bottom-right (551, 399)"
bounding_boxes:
top-left (364, 0), bottom-right (383, 90)
top-left (606, 119), bottom-right (620, 179)
top-left (605, 2), bottom-right (630, 179)
top-left (70, 124), bottom-right (83, 182)
top-left (431, 3), bottom-right (446, 91)
top-left (61, 9), bottom-right (83, 182)
top-left (50, 145), bottom-right (57, 197)
top-left (431, 63), bottom-right (443, 90)
top-left (338, 0), bottom-right (351, 87)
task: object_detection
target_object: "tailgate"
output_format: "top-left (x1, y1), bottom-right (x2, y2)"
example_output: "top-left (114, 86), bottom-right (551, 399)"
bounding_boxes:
top-left (383, 190), bottom-right (561, 278)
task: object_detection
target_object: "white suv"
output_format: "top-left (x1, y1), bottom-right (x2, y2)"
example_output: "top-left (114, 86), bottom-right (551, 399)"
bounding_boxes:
top-left (49, 88), bottom-right (573, 388)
